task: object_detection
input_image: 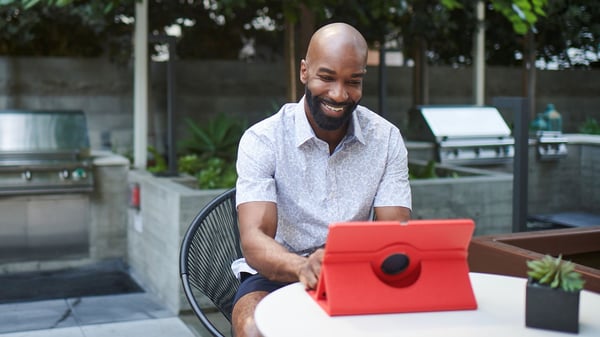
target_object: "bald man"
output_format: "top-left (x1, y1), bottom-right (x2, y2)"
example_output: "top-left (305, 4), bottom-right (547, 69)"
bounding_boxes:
top-left (231, 22), bottom-right (412, 337)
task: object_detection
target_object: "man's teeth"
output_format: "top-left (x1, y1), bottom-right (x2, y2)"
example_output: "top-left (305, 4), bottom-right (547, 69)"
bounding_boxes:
top-left (323, 103), bottom-right (344, 112)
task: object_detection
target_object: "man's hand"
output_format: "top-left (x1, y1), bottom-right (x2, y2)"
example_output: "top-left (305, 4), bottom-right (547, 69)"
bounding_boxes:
top-left (298, 248), bottom-right (324, 289)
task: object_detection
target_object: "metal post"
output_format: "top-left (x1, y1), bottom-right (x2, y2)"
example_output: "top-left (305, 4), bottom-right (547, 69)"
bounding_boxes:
top-left (492, 96), bottom-right (529, 232)
top-left (149, 35), bottom-right (178, 176)
top-left (513, 98), bottom-right (529, 232)
top-left (166, 36), bottom-right (177, 176)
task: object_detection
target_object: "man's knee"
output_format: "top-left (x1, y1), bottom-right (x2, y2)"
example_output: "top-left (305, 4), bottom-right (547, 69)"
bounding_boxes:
top-left (232, 291), bottom-right (268, 337)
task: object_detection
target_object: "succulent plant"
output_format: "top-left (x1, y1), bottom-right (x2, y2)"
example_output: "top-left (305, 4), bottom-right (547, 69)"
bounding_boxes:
top-left (527, 254), bottom-right (585, 292)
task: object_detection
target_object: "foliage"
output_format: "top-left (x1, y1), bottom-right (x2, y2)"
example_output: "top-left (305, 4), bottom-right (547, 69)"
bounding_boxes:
top-left (484, 0), bottom-right (600, 68)
top-left (178, 114), bottom-right (246, 162)
top-left (177, 155), bottom-right (237, 189)
top-left (409, 160), bottom-right (461, 179)
top-left (3, 1), bottom-right (598, 70)
top-left (490, 0), bottom-right (547, 35)
top-left (0, 0), bottom-right (563, 66)
top-left (175, 114), bottom-right (246, 189)
top-left (0, 0), bottom-right (134, 62)
top-left (578, 118), bottom-right (600, 135)
top-left (196, 157), bottom-right (238, 189)
top-left (534, 0), bottom-right (600, 68)
top-left (527, 254), bottom-right (585, 292)
top-left (146, 145), bottom-right (167, 173)
top-left (409, 160), bottom-right (439, 180)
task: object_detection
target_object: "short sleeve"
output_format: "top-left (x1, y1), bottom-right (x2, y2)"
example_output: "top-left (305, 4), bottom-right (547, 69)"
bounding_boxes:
top-left (373, 128), bottom-right (412, 210)
top-left (235, 127), bottom-right (278, 207)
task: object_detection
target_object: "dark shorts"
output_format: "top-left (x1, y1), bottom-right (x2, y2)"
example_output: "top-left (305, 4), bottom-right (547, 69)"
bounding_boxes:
top-left (233, 273), bottom-right (291, 306)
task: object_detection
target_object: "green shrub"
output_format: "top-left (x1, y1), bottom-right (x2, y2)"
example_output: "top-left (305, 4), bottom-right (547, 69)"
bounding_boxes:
top-left (176, 114), bottom-right (247, 189)
top-left (578, 118), bottom-right (600, 135)
top-left (195, 157), bottom-right (238, 189)
top-left (178, 114), bottom-right (247, 162)
top-left (147, 145), bottom-right (167, 174)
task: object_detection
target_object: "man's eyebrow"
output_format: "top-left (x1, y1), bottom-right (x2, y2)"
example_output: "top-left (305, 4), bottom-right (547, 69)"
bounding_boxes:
top-left (316, 67), bottom-right (335, 74)
top-left (316, 67), bottom-right (366, 78)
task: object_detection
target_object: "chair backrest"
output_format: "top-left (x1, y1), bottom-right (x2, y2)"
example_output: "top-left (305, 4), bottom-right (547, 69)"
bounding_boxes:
top-left (180, 187), bottom-right (241, 337)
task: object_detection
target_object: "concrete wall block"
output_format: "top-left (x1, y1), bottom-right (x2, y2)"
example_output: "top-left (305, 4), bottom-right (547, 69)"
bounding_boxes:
top-left (580, 145), bottom-right (600, 210)
top-left (411, 172), bottom-right (512, 236)
top-left (88, 154), bottom-right (129, 260)
top-left (126, 170), bottom-right (225, 313)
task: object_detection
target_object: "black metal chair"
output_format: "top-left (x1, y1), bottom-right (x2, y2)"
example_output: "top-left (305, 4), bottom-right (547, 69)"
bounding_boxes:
top-left (180, 188), bottom-right (241, 337)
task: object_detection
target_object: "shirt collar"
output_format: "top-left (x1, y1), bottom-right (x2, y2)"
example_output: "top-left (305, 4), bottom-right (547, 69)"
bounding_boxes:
top-left (294, 97), bottom-right (314, 147)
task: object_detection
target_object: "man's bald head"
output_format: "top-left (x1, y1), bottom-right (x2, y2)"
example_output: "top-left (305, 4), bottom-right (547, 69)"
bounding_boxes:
top-left (305, 22), bottom-right (368, 67)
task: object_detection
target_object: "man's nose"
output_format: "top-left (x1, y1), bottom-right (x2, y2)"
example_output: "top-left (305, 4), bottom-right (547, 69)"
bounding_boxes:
top-left (329, 82), bottom-right (349, 102)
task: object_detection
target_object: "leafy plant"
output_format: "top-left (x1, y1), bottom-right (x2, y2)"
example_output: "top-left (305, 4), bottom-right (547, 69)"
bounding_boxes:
top-left (578, 118), bottom-right (600, 135)
top-left (409, 160), bottom-right (438, 180)
top-left (526, 254), bottom-right (585, 292)
top-left (195, 157), bottom-right (237, 189)
top-left (177, 154), bottom-right (203, 175)
top-left (147, 145), bottom-right (167, 174)
top-left (178, 114), bottom-right (246, 162)
top-left (176, 114), bottom-right (246, 189)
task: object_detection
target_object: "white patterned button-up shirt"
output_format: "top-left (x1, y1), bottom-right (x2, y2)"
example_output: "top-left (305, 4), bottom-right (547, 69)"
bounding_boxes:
top-left (236, 97), bottom-right (412, 254)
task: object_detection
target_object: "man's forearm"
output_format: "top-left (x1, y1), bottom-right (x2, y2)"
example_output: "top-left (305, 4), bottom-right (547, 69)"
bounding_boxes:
top-left (242, 232), bottom-right (307, 283)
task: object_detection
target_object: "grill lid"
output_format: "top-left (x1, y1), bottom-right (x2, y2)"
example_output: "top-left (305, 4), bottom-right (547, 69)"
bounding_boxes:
top-left (410, 105), bottom-right (514, 165)
top-left (0, 110), bottom-right (93, 195)
top-left (0, 109), bottom-right (90, 159)
top-left (419, 105), bottom-right (511, 141)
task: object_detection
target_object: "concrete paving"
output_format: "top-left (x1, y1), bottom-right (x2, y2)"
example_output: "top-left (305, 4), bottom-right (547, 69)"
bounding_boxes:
top-left (0, 293), bottom-right (204, 337)
top-left (0, 259), bottom-right (231, 337)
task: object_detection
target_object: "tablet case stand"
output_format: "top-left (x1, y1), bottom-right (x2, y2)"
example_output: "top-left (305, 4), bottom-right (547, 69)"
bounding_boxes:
top-left (307, 219), bottom-right (478, 316)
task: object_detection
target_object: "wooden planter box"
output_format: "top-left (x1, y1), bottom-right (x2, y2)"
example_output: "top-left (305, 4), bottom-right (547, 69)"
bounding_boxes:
top-left (468, 226), bottom-right (600, 294)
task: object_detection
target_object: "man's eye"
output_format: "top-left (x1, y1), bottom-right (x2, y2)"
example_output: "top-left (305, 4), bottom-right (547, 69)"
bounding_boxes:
top-left (319, 76), bottom-right (334, 82)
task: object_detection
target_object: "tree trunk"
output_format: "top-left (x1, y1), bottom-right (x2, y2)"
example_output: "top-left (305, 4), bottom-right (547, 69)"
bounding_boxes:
top-left (413, 36), bottom-right (429, 106)
top-left (284, 19), bottom-right (297, 102)
top-left (295, 6), bottom-right (315, 100)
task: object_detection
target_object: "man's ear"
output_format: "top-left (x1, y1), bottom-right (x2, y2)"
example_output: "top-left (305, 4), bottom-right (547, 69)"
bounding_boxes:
top-left (299, 59), bottom-right (308, 84)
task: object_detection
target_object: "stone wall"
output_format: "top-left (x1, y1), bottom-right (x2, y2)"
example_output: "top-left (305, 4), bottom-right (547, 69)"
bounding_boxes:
top-left (1, 57), bottom-right (599, 155)
top-left (126, 170), bottom-right (224, 314)
top-left (410, 173), bottom-right (514, 236)
top-left (528, 136), bottom-right (600, 215)
top-left (580, 144), bottom-right (600, 212)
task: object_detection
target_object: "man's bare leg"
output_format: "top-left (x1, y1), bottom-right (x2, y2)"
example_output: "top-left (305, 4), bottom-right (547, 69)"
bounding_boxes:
top-left (232, 291), bottom-right (268, 337)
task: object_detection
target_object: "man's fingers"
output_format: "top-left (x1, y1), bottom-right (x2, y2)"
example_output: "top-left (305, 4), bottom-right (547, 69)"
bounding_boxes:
top-left (299, 249), bottom-right (325, 289)
top-left (299, 272), bottom-right (318, 289)
top-left (299, 265), bottom-right (320, 289)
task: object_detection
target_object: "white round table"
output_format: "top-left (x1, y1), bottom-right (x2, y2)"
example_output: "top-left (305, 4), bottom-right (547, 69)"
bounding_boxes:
top-left (255, 272), bottom-right (600, 337)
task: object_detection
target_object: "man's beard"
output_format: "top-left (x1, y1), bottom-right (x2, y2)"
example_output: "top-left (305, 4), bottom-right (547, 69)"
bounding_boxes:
top-left (305, 87), bottom-right (358, 131)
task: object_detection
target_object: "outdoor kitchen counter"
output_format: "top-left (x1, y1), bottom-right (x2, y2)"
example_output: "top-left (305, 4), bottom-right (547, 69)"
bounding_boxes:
top-left (92, 150), bottom-right (131, 166)
top-left (562, 133), bottom-right (600, 144)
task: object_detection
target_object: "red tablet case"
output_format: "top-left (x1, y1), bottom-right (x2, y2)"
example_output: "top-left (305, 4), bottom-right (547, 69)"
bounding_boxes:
top-left (307, 219), bottom-right (478, 316)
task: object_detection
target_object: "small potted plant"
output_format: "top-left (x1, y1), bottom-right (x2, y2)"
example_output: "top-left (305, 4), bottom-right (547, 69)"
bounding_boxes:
top-left (525, 254), bottom-right (586, 333)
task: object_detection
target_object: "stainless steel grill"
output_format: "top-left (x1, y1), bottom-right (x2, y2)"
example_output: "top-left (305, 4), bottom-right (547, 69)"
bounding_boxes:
top-left (0, 109), bottom-right (94, 262)
top-left (0, 109), bottom-right (94, 195)
top-left (410, 105), bottom-right (515, 165)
